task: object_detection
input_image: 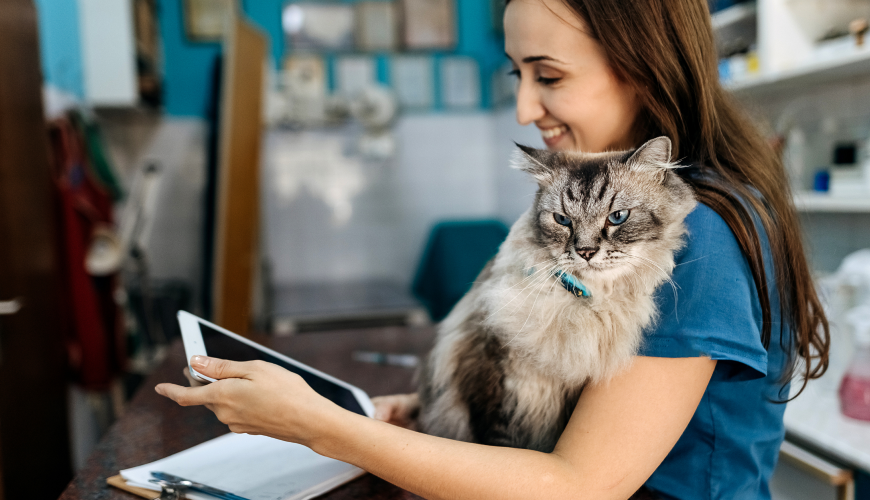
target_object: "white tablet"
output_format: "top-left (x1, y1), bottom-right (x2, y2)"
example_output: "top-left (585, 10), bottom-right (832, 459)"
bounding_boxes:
top-left (177, 311), bottom-right (375, 418)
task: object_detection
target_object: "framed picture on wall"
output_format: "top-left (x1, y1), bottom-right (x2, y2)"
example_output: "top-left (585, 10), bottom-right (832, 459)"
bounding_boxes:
top-left (283, 3), bottom-right (355, 52)
top-left (335, 56), bottom-right (376, 96)
top-left (184, 0), bottom-right (235, 41)
top-left (400, 0), bottom-right (456, 50)
top-left (356, 2), bottom-right (398, 51)
top-left (391, 55), bottom-right (434, 109)
top-left (440, 56), bottom-right (480, 109)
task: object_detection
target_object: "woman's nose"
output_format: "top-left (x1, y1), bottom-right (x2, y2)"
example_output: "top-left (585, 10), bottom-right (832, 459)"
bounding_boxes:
top-left (515, 80), bottom-right (546, 126)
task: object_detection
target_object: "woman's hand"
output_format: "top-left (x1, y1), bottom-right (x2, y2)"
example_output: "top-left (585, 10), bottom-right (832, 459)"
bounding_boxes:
top-left (182, 367), bottom-right (203, 387)
top-left (156, 356), bottom-right (339, 447)
top-left (371, 393), bottom-right (420, 429)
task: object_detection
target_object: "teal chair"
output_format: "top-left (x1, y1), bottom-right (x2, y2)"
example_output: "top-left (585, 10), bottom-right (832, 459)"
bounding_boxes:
top-left (412, 220), bottom-right (510, 322)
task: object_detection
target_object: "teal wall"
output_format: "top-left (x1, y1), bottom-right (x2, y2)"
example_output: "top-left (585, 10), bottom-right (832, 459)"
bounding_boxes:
top-left (157, 0), bottom-right (223, 117)
top-left (35, 0), bottom-right (85, 99)
top-left (36, 0), bottom-right (506, 117)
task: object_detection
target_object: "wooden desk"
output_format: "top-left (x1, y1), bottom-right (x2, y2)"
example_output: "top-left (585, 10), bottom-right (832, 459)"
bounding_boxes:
top-left (58, 326), bottom-right (436, 500)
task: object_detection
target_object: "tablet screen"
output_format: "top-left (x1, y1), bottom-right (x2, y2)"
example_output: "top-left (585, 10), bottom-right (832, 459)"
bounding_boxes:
top-left (199, 323), bottom-right (367, 416)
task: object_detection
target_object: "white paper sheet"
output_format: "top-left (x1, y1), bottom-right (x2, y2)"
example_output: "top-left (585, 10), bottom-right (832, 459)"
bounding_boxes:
top-left (120, 433), bottom-right (364, 500)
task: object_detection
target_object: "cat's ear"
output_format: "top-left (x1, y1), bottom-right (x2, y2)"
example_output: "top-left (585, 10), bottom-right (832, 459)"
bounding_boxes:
top-left (628, 136), bottom-right (672, 166)
top-left (512, 143), bottom-right (554, 184)
top-left (627, 136), bottom-right (674, 182)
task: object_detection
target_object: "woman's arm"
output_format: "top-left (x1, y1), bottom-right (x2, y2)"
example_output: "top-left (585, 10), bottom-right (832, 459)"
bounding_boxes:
top-left (157, 355), bottom-right (715, 500)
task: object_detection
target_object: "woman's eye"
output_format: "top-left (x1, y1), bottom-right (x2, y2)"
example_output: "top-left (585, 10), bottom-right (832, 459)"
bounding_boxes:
top-left (537, 76), bottom-right (561, 86)
top-left (507, 68), bottom-right (520, 78)
top-left (553, 213), bottom-right (572, 227)
top-left (607, 209), bottom-right (630, 226)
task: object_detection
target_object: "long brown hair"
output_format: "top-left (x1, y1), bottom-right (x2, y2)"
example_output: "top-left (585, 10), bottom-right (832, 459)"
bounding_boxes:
top-left (511, 0), bottom-right (830, 398)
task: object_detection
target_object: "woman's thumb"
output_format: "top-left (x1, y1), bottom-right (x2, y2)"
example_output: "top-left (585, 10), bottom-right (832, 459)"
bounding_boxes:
top-left (191, 355), bottom-right (248, 380)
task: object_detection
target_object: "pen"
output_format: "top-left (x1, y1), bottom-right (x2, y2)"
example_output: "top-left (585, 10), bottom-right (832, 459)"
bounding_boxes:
top-left (352, 351), bottom-right (419, 368)
top-left (150, 471), bottom-right (249, 500)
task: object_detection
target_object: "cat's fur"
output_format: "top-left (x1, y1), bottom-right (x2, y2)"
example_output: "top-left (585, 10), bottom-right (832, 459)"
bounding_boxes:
top-left (417, 137), bottom-right (697, 453)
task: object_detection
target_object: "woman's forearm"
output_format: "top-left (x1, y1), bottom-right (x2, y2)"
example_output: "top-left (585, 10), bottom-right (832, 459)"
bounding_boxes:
top-left (312, 409), bottom-right (586, 500)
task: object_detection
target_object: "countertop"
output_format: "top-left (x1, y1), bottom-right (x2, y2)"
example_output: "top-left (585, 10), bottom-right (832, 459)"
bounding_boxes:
top-left (784, 378), bottom-right (870, 471)
top-left (58, 326), bottom-right (436, 500)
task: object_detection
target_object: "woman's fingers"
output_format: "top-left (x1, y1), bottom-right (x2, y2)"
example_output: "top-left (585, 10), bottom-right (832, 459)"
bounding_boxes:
top-left (190, 355), bottom-right (257, 380)
top-left (371, 394), bottom-right (420, 428)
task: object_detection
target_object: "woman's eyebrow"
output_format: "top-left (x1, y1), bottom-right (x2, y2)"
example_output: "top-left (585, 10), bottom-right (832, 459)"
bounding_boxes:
top-left (504, 53), bottom-right (565, 64)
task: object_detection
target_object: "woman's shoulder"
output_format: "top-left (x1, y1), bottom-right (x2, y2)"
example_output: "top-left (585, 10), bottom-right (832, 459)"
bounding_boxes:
top-left (641, 202), bottom-right (769, 380)
top-left (677, 202), bottom-right (751, 268)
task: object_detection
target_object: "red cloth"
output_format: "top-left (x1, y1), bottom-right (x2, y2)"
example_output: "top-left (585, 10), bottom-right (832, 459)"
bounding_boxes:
top-left (47, 116), bottom-right (123, 390)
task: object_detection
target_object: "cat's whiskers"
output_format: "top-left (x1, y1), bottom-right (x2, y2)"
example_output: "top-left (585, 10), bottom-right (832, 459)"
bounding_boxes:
top-left (483, 262), bottom-right (561, 323)
top-left (621, 254), bottom-right (679, 304)
top-left (504, 274), bottom-right (560, 348)
top-left (470, 257), bottom-right (557, 286)
top-left (623, 254), bottom-right (679, 291)
top-left (496, 258), bottom-right (559, 292)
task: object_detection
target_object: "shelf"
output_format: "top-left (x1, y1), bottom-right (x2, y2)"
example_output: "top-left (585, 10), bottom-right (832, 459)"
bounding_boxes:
top-left (711, 2), bottom-right (757, 58)
top-left (726, 41), bottom-right (870, 96)
top-left (711, 2), bottom-right (757, 31)
top-left (794, 191), bottom-right (870, 212)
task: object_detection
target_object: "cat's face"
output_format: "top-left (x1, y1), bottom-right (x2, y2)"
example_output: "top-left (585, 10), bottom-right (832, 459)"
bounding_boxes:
top-left (515, 137), bottom-right (694, 280)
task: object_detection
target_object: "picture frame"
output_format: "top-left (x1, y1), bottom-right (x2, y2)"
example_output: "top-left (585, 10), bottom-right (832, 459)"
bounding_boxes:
top-left (391, 55), bottom-right (434, 109)
top-left (335, 56), bottom-right (376, 96)
top-left (440, 56), bottom-right (480, 109)
top-left (184, 0), bottom-right (235, 42)
top-left (283, 2), bottom-right (355, 52)
top-left (400, 0), bottom-right (456, 50)
top-left (356, 2), bottom-right (399, 51)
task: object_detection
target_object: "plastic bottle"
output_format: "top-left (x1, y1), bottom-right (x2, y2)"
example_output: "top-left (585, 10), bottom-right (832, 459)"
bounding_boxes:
top-left (839, 305), bottom-right (870, 421)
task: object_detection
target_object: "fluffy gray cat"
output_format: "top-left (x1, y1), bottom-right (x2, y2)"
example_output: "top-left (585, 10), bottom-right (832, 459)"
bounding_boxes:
top-left (417, 136), bottom-right (697, 453)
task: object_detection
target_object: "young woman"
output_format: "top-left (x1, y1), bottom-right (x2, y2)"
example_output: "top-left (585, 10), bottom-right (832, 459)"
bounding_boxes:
top-left (157, 0), bottom-right (830, 498)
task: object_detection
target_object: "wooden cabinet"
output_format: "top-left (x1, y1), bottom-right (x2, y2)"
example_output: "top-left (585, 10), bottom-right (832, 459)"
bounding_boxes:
top-left (0, 1), bottom-right (73, 498)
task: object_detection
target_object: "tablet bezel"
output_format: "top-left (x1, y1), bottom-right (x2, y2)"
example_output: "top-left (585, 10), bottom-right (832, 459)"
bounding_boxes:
top-left (177, 310), bottom-right (376, 418)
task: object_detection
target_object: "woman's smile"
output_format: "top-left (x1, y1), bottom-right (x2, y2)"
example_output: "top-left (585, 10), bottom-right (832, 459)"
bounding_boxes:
top-left (538, 124), bottom-right (569, 147)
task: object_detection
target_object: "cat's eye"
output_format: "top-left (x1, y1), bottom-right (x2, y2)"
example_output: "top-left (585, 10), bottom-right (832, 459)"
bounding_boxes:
top-left (607, 209), bottom-right (630, 226)
top-left (553, 213), bottom-right (572, 227)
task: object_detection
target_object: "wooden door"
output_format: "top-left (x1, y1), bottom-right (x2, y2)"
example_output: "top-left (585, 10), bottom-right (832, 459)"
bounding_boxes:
top-left (0, 1), bottom-right (73, 498)
top-left (212, 14), bottom-right (267, 336)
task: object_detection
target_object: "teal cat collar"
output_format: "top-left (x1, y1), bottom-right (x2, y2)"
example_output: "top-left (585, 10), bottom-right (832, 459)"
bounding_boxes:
top-left (553, 270), bottom-right (590, 298)
top-left (526, 267), bottom-right (591, 298)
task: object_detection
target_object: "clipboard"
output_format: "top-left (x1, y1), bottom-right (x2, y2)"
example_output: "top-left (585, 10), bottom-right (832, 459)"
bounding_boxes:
top-left (107, 474), bottom-right (162, 499)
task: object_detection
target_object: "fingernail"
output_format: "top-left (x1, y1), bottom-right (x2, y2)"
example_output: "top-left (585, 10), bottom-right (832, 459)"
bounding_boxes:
top-left (191, 355), bottom-right (209, 368)
top-left (154, 385), bottom-right (163, 395)
top-left (374, 410), bottom-right (385, 421)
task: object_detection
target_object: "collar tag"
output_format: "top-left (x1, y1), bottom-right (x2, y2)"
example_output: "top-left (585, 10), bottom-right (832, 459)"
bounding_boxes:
top-left (554, 269), bottom-right (590, 298)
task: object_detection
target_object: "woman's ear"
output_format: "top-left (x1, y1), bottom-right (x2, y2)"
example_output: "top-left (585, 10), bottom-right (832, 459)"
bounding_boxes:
top-left (512, 143), bottom-right (556, 185)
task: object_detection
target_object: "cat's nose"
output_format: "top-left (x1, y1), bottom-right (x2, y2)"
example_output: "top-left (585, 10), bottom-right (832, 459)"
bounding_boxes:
top-left (576, 247), bottom-right (599, 261)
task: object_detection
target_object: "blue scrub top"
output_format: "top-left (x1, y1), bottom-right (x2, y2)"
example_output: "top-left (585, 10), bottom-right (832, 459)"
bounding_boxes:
top-left (639, 203), bottom-right (790, 500)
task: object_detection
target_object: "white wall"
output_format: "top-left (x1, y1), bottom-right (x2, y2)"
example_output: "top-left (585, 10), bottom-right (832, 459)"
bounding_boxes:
top-left (263, 110), bottom-right (544, 287)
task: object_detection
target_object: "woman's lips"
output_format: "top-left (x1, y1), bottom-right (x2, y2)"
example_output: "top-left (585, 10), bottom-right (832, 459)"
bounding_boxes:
top-left (540, 125), bottom-right (568, 148)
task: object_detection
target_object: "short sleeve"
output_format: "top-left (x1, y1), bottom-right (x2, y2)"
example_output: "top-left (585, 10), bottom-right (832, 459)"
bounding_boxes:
top-left (639, 204), bottom-right (768, 381)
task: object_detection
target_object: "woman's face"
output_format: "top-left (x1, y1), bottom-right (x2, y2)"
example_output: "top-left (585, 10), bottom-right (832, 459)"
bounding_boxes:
top-left (504, 0), bottom-right (641, 153)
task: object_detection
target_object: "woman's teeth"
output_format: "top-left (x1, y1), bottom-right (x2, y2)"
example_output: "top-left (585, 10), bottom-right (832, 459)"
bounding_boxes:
top-left (541, 125), bottom-right (568, 140)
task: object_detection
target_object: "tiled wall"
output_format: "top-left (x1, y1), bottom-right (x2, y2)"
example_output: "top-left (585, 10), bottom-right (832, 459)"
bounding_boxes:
top-left (264, 110), bottom-right (543, 286)
top-left (116, 110), bottom-right (542, 298)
